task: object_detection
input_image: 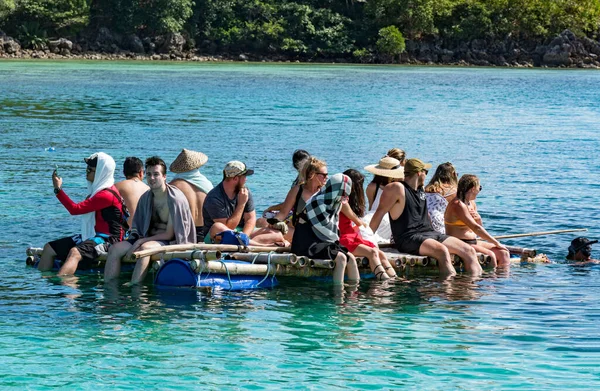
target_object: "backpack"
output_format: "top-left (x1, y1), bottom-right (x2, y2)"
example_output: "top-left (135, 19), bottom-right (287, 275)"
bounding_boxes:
top-left (105, 188), bottom-right (131, 232)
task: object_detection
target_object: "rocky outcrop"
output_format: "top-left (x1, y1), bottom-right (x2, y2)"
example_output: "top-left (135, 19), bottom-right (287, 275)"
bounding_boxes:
top-left (2, 27), bottom-right (600, 67)
top-left (1, 36), bottom-right (21, 55)
top-left (400, 29), bottom-right (600, 68)
top-left (48, 38), bottom-right (73, 54)
top-left (125, 34), bottom-right (145, 53)
top-left (157, 33), bottom-right (185, 54)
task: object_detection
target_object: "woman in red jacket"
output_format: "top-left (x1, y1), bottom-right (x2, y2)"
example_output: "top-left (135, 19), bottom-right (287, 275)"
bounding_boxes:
top-left (38, 152), bottom-right (125, 275)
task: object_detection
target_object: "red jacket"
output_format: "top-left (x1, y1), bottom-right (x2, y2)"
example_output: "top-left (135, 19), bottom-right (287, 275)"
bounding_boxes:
top-left (56, 185), bottom-right (124, 241)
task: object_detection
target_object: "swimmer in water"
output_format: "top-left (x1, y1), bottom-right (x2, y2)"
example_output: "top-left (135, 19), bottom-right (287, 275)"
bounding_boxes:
top-left (566, 237), bottom-right (599, 265)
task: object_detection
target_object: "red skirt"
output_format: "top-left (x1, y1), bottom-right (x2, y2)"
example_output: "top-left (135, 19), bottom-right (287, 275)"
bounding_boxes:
top-left (339, 213), bottom-right (376, 253)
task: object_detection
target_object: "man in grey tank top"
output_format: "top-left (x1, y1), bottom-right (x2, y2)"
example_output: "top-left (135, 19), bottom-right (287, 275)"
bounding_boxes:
top-left (369, 158), bottom-right (482, 277)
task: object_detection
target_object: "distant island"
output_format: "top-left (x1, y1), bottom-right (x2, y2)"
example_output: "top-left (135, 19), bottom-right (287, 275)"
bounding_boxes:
top-left (1, 0), bottom-right (600, 67)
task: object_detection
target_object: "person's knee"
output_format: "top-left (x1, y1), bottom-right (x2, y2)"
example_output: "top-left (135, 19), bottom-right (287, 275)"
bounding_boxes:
top-left (67, 246), bottom-right (81, 259)
top-left (210, 223), bottom-right (227, 237)
top-left (139, 241), bottom-right (160, 250)
top-left (434, 244), bottom-right (451, 260)
top-left (43, 242), bottom-right (55, 255)
top-left (108, 242), bottom-right (129, 257)
top-left (368, 247), bottom-right (379, 259)
top-left (336, 253), bottom-right (347, 267)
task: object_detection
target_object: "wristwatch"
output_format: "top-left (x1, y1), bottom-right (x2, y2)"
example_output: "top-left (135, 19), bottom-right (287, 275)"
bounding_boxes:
top-left (54, 187), bottom-right (61, 195)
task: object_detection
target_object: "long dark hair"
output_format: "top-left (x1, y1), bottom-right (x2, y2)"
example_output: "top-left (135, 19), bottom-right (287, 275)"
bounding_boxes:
top-left (371, 174), bottom-right (392, 186)
top-left (343, 169), bottom-right (366, 218)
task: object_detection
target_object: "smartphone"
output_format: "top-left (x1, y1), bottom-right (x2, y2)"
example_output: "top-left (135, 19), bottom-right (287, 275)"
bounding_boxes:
top-left (53, 164), bottom-right (59, 177)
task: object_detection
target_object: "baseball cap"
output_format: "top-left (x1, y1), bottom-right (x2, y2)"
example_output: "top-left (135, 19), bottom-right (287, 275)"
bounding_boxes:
top-left (84, 153), bottom-right (98, 168)
top-left (223, 161), bottom-right (254, 178)
top-left (404, 158), bottom-right (432, 176)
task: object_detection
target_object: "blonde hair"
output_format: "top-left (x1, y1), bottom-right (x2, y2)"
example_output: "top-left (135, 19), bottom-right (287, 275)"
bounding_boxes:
top-left (387, 148), bottom-right (406, 165)
top-left (425, 162), bottom-right (458, 194)
top-left (301, 156), bottom-right (326, 184)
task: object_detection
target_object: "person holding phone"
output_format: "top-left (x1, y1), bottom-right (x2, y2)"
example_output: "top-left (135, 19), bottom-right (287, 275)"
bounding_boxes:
top-left (38, 153), bottom-right (126, 275)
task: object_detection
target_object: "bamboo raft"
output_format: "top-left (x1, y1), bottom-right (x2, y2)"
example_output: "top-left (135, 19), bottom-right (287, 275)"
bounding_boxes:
top-left (26, 242), bottom-right (540, 283)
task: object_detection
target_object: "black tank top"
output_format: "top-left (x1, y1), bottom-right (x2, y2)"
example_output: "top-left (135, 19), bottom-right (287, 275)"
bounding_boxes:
top-left (390, 182), bottom-right (433, 241)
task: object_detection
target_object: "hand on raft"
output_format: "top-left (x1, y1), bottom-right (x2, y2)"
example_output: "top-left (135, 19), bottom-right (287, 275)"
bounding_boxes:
top-left (267, 218), bottom-right (288, 235)
top-left (271, 221), bottom-right (288, 235)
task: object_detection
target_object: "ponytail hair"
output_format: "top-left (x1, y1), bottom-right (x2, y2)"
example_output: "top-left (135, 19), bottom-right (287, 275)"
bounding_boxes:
top-left (456, 174), bottom-right (479, 203)
top-left (301, 156), bottom-right (326, 184)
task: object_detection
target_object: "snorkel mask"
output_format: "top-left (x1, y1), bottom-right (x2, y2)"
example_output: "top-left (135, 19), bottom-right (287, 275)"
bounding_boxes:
top-left (568, 237), bottom-right (598, 259)
top-left (580, 245), bottom-right (593, 258)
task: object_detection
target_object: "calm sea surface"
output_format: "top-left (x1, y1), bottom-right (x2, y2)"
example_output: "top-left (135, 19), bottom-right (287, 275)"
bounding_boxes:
top-left (0, 61), bottom-right (599, 389)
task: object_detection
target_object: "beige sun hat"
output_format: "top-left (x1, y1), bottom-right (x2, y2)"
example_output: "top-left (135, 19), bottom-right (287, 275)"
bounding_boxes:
top-left (169, 149), bottom-right (209, 173)
top-left (364, 156), bottom-right (404, 179)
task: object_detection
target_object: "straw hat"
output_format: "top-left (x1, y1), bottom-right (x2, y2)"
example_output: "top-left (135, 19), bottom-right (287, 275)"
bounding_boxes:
top-left (364, 156), bottom-right (404, 178)
top-left (169, 149), bottom-right (208, 173)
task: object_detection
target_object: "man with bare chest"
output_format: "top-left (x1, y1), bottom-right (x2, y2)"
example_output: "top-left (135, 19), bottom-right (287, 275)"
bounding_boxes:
top-left (115, 157), bottom-right (149, 228)
top-left (169, 149), bottom-right (213, 243)
top-left (105, 156), bottom-right (196, 285)
top-left (149, 194), bottom-right (169, 235)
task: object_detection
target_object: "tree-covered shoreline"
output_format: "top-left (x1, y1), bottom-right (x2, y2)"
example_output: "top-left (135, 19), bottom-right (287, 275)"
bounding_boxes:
top-left (1, 0), bottom-right (600, 67)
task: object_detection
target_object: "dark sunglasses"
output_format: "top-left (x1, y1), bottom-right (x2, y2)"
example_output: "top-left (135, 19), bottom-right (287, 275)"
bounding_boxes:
top-left (86, 167), bottom-right (96, 174)
top-left (422, 169), bottom-right (428, 175)
top-left (316, 172), bottom-right (328, 178)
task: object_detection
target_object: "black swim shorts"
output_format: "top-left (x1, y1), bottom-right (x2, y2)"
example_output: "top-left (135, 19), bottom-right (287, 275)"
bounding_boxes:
top-left (394, 231), bottom-right (450, 255)
top-left (48, 234), bottom-right (109, 267)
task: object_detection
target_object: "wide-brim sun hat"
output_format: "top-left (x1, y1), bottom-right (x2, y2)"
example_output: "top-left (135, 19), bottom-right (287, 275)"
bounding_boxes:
top-left (169, 149), bottom-right (208, 173)
top-left (364, 156), bottom-right (404, 179)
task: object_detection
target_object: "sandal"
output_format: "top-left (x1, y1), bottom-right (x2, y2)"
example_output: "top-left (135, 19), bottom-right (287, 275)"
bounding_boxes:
top-left (385, 266), bottom-right (398, 277)
top-left (373, 264), bottom-right (388, 280)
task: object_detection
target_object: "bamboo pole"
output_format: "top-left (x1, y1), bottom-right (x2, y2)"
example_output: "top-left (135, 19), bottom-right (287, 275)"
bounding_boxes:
top-left (228, 253), bottom-right (298, 266)
top-left (494, 228), bottom-right (586, 240)
top-left (296, 256), bottom-right (308, 267)
top-left (130, 243), bottom-right (291, 261)
top-left (182, 261), bottom-right (335, 278)
top-left (152, 250), bottom-right (222, 261)
top-left (198, 260), bottom-right (276, 275)
top-left (505, 246), bottom-right (536, 257)
top-left (309, 259), bottom-right (335, 269)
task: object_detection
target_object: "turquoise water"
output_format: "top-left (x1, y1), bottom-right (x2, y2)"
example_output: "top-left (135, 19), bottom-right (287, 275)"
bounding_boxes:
top-left (1, 61), bottom-right (600, 389)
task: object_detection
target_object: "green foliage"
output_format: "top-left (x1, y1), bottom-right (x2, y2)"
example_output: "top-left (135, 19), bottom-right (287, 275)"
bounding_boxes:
top-left (3, 0), bottom-right (90, 36)
top-left (436, 1), bottom-right (492, 41)
top-left (16, 21), bottom-right (48, 49)
top-left (364, 0), bottom-right (452, 38)
top-left (192, 0), bottom-right (353, 56)
top-left (88, 0), bottom-right (193, 35)
top-left (135, 0), bottom-right (193, 35)
top-left (0, 0), bottom-right (16, 20)
top-left (436, 0), bottom-right (600, 41)
top-left (352, 47), bottom-right (373, 62)
top-left (376, 25), bottom-right (405, 60)
top-left (2, 0), bottom-right (600, 57)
